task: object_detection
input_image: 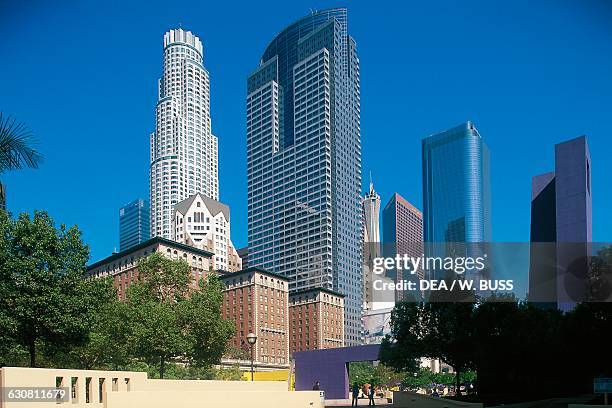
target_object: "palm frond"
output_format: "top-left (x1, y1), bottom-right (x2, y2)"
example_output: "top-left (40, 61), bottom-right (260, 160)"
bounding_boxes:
top-left (0, 112), bottom-right (43, 173)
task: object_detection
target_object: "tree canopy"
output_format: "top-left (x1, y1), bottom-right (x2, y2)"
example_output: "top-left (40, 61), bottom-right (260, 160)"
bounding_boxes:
top-left (381, 292), bottom-right (612, 402)
top-left (125, 253), bottom-right (234, 378)
top-left (0, 211), bottom-right (235, 379)
top-left (0, 210), bottom-right (97, 367)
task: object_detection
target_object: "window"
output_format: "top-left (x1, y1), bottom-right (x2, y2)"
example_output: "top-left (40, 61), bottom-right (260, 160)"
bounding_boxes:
top-left (71, 377), bottom-right (78, 402)
top-left (55, 377), bottom-right (63, 404)
top-left (85, 378), bottom-right (92, 403)
top-left (98, 378), bottom-right (105, 403)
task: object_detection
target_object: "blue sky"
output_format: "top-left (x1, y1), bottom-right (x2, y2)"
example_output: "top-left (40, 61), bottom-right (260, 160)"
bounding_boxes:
top-left (1, 0), bottom-right (611, 263)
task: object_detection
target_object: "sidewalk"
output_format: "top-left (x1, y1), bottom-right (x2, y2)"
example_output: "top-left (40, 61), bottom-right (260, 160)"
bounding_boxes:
top-left (325, 397), bottom-right (392, 407)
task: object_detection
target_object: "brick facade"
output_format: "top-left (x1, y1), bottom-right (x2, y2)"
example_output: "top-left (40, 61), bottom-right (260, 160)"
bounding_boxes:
top-left (289, 288), bottom-right (344, 355)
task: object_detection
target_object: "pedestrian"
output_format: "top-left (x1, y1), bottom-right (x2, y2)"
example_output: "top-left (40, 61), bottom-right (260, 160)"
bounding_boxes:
top-left (312, 381), bottom-right (320, 391)
top-left (352, 382), bottom-right (360, 407)
top-left (368, 382), bottom-right (376, 406)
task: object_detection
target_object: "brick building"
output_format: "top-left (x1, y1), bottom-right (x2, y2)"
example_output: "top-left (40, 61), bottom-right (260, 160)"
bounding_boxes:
top-left (86, 237), bottom-right (213, 299)
top-left (220, 268), bottom-right (290, 369)
top-left (289, 288), bottom-right (344, 355)
top-left (87, 244), bottom-right (345, 369)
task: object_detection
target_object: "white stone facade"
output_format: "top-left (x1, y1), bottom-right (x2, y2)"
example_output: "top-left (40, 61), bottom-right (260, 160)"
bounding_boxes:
top-left (173, 193), bottom-right (242, 272)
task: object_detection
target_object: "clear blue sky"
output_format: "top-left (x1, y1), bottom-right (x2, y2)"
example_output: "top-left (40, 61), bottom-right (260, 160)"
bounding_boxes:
top-left (1, 0), bottom-right (611, 263)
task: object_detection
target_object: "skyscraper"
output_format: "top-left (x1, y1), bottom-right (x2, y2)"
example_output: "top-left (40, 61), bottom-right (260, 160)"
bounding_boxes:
top-left (529, 136), bottom-right (592, 306)
top-left (150, 29), bottom-right (219, 239)
top-left (119, 198), bottom-right (150, 251)
top-left (382, 193), bottom-right (423, 301)
top-left (246, 8), bottom-right (362, 345)
top-left (422, 121), bottom-right (491, 245)
top-left (362, 179), bottom-right (381, 310)
top-left (363, 179), bottom-right (381, 252)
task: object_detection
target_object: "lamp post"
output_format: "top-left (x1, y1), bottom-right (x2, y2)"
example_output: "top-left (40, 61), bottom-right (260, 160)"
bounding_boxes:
top-left (246, 332), bottom-right (258, 381)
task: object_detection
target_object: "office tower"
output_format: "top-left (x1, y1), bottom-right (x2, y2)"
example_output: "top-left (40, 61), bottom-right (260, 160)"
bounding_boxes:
top-left (363, 179), bottom-right (381, 249)
top-left (362, 179), bottom-right (381, 311)
top-left (555, 136), bottom-right (592, 243)
top-left (220, 268), bottom-right (290, 369)
top-left (382, 193), bottom-right (423, 301)
top-left (529, 136), bottom-right (592, 306)
top-left (289, 288), bottom-right (344, 354)
top-left (422, 121), bottom-right (491, 246)
top-left (150, 29), bottom-right (219, 239)
top-left (119, 199), bottom-right (150, 251)
top-left (173, 193), bottom-right (242, 272)
top-left (246, 8), bottom-right (362, 345)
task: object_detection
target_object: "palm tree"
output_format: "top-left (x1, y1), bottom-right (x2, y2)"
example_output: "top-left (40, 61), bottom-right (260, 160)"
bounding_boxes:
top-left (0, 112), bottom-right (43, 209)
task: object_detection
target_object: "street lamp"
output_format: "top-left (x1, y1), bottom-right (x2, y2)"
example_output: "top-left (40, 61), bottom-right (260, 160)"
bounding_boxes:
top-left (246, 332), bottom-right (258, 381)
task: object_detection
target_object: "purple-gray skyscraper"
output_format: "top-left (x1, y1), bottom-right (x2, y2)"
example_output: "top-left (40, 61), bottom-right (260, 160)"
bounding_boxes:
top-left (529, 135), bottom-right (592, 307)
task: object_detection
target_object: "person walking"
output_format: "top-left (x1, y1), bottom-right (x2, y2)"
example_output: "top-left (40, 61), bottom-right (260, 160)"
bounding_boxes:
top-left (352, 382), bottom-right (360, 406)
top-left (312, 381), bottom-right (320, 391)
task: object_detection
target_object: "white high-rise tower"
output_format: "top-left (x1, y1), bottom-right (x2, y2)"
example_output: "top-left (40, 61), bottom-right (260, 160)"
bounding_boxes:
top-left (362, 177), bottom-right (381, 311)
top-left (150, 29), bottom-right (219, 239)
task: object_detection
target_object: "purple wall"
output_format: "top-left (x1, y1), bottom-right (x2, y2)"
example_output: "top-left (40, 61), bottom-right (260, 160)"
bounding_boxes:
top-left (294, 344), bottom-right (381, 400)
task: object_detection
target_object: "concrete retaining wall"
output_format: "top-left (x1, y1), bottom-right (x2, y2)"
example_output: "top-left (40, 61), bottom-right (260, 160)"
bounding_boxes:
top-left (0, 367), bottom-right (322, 408)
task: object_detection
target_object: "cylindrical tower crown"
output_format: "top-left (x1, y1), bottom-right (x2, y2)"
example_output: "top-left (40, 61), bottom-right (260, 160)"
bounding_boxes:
top-left (163, 28), bottom-right (203, 55)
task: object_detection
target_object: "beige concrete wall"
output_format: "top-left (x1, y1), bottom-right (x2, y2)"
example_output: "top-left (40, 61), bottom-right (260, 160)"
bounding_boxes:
top-left (106, 390), bottom-right (322, 408)
top-left (0, 367), bottom-right (147, 408)
top-left (393, 391), bottom-right (483, 408)
top-left (140, 378), bottom-right (287, 391)
top-left (0, 367), bottom-right (322, 408)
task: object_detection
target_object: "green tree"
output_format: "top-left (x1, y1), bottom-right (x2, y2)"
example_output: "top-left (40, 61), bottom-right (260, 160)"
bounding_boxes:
top-left (0, 113), bottom-right (43, 209)
top-left (380, 302), bottom-right (430, 374)
top-left (65, 279), bottom-right (131, 370)
top-left (214, 364), bottom-right (244, 381)
top-left (181, 274), bottom-right (234, 367)
top-left (349, 362), bottom-right (375, 386)
top-left (381, 300), bottom-right (476, 392)
top-left (427, 302), bottom-right (476, 392)
top-left (431, 371), bottom-right (456, 386)
top-left (402, 368), bottom-right (433, 391)
top-left (125, 253), bottom-right (233, 378)
top-left (0, 211), bottom-right (94, 367)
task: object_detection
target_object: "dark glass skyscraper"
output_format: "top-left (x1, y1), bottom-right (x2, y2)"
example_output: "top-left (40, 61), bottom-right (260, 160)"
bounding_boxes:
top-left (247, 8), bottom-right (362, 345)
top-left (422, 121), bottom-right (491, 245)
top-left (529, 136), bottom-right (592, 307)
top-left (119, 198), bottom-right (150, 251)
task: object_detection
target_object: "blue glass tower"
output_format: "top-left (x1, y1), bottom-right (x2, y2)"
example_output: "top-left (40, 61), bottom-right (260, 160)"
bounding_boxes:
top-left (119, 199), bottom-right (150, 251)
top-left (247, 9), bottom-right (362, 345)
top-left (422, 121), bottom-right (491, 245)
